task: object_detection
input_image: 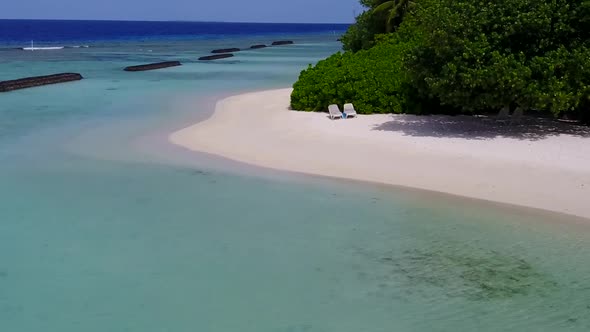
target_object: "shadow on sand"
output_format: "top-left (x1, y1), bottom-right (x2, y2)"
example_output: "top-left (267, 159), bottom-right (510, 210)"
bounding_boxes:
top-left (372, 115), bottom-right (590, 141)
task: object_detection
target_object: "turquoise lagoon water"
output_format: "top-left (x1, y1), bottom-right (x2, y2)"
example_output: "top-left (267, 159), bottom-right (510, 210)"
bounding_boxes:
top-left (1, 32), bottom-right (590, 332)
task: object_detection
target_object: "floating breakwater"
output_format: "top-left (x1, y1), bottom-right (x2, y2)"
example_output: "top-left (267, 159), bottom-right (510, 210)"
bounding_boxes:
top-left (0, 73), bottom-right (83, 92)
top-left (124, 61), bottom-right (182, 72)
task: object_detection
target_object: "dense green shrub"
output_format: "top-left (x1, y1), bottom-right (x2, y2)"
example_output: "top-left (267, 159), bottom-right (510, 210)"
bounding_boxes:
top-left (291, 35), bottom-right (416, 114)
top-left (406, 0), bottom-right (590, 117)
top-left (297, 0), bottom-right (590, 121)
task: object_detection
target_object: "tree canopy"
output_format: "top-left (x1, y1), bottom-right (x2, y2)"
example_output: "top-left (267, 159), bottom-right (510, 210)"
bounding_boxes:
top-left (373, 0), bottom-right (415, 32)
top-left (294, 0), bottom-right (590, 123)
top-left (407, 0), bottom-right (590, 117)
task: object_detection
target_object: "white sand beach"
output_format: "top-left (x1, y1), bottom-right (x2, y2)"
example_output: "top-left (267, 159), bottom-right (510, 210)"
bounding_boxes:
top-left (171, 88), bottom-right (590, 219)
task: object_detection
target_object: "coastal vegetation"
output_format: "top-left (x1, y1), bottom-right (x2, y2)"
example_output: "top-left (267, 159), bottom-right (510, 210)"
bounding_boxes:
top-left (291, 0), bottom-right (590, 123)
top-left (291, 34), bottom-right (417, 114)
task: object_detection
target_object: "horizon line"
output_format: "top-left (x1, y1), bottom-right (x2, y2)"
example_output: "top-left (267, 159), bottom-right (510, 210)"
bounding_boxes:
top-left (0, 18), bottom-right (354, 25)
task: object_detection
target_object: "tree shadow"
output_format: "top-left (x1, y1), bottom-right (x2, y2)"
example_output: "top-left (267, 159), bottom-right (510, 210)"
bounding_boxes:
top-left (372, 114), bottom-right (590, 141)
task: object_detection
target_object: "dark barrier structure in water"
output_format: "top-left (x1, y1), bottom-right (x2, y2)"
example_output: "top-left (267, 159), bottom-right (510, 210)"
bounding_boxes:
top-left (211, 48), bottom-right (241, 54)
top-left (198, 40), bottom-right (292, 60)
top-left (272, 40), bottom-right (294, 46)
top-left (124, 61), bottom-right (181, 72)
top-left (198, 54), bottom-right (235, 61)
top-left (0, 73), bottom-right (83, 92)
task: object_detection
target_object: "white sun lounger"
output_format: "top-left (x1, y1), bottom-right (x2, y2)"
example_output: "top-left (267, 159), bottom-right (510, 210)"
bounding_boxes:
top-left (343, 103), bottom-right (357, 118)
top-left (328, 104), bottom-right (343, 120)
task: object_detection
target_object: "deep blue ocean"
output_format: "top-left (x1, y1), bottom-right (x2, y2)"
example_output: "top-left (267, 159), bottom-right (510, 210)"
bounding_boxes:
top-left (0, 19), bottom-right (349, 46)
top-left (2, 19), bottom-right (590, 332)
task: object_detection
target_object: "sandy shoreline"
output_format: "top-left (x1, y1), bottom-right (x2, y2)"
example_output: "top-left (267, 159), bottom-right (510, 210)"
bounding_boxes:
top-left (170, 88), bottom-right (590, 219)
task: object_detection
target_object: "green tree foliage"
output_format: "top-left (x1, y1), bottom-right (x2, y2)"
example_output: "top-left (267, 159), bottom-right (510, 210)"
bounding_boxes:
top-left (297, 0), bottom-right (590, 122)
top-left (291, 35), bottom-right (417, 114)
top-left (406, 0), bottom-right (590, 117)
top-left (341, 0), bottom-right (418, 52)
top-left (373, 0), bottom-right (415, 32)
top-left (340, 10), bottom-right (385, 52)
top-left (341, 0), bottom-right (388, 52)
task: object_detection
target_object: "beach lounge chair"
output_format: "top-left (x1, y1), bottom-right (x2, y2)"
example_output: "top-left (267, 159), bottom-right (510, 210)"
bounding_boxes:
top-left (328, 104), bottom-right (343, 120)
top-left (343, 103), bottom-right (357, 118)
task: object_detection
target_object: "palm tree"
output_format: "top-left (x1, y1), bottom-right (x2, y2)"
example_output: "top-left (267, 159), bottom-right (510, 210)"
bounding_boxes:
top-left (373, 0), bottom-right (414, 32)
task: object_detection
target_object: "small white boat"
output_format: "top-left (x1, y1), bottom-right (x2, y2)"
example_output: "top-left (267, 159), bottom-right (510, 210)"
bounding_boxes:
top-left (22, 40), bottom-right (64, 51)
